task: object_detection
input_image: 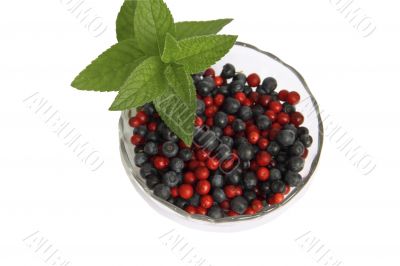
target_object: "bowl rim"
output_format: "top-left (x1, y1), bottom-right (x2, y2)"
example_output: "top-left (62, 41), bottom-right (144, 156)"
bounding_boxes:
top-left (119, 41), bottom-right (324, 224)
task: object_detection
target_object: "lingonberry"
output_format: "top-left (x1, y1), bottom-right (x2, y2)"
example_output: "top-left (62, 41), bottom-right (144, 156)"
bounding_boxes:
top-left (214, 76), bottom-right (224, 86)
top-left (153, 155), bottom-right (169, 170)
top-left (257, 167), bottom-right (270, 181)
top-left (248, 131), bottom-right (260, 144)
top-left (214, 94), bottom-right (225, 106)
top-left (251, 199), bottom-right (264, 212)
top-left (258, 138), bottom-right (269, 149)
top-left (206, 157), bottom-right (219, 170)
top-left (178, 184), bottom-right (194, 200)
top-left (204, 68), bottom-right (215, 77)
top-left (290, 112), bottom-right (304, 127)
top-left (185, 205), bottom-right (197, 214)
top-left (183, 171), bottom-right (196, 184)
top-left (247, 73), bottom-right (261, 87)
top-left (196, 180), bottom-right (211, 195)
top-left (278, 90), bottom-right (289, 101)
top-left (287, 91), bottom-right (300, 105)
top-left (256, 151), bottom-right (272, 166)
top-left (200, 195), bottom-right (214, 209)
top-left (129, 117), bottom-right (141, 128)
top-left (277, 112), bottom-right (290, 125)
top-left (130, 134), bottom-right (143, 145)
top-left (268, 101), bottom-right (283, 113)
top-left (196, 206), bottom-right (207, 215)
top-left (195, 166), bottom-right (210, 180)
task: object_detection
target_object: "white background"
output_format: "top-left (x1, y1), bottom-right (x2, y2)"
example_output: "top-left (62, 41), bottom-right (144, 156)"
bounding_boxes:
top-left (1, 0), bottom-right (399, 265)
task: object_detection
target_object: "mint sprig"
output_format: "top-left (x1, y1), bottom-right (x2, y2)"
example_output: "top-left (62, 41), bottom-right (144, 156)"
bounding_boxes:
top-left (71, 0), bottom-right (237, 145)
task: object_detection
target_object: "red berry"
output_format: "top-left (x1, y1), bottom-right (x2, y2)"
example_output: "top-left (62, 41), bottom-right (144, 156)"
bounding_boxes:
top-left (204, 96), bottom-right (213, 107)
top-left (196, 180), bottom-right (211, 195)
top-left (249, 92), bottom-right (259, 102)
top-left (248, 131), bottom-right (260, 144)
top-left (290, 112), bottom-right (304, 127)
top-left (235, 186), bottom-right (243, 196)
top-left (206, 157), bottom-right (219, 170)
top-left (265, 110), bottom-right (277, 121)
top-left (223, 125), bottom-right (234, 136)
top-left (269, 128), bottom-right (280, 140)
top-left (205, 105), bottom-right (217, 117)
top-left (244, 207), bottom-right (256, 215)
top-left (247, 73), bottom-right (261, 87)
top-left (204, 68), bottom-right (215, 77)
top-left (258, 95), bottom-right (271, 107)
top-left (284, 185), bottom-right (290, 195)
top-left (234, 92), bottom-right (246, 103)
top-left (130, 134), bottom-right (143, 145)
top-left (200, 195), bottom-right (214, 209)
top-left (258, 138), bottom-right (269, 149)
top-left (242, 98), bottom-right (252, 106)
top-left (256, 151), bottom-right (272, 166)
top-left (187, 160), bottom-right (199, 170)
top-left (271, 122), bottom-right (282, 130)
top-left (214, 94), bottom-right (225, 106)
top-left (183, 172), bottom-right (196, 184)
top-left (185, 205), bottom-right (197, 214)
top-left (278, 90), bottom-right (289, 101)
top-left (221, 157), bottom-right (235, 171)
top-left (196, 149), bottom-right (208, 161)
top-left (170, 187), bottom-right (179, 198)
top-left (277, 112), bottom-right (290, 125)
top-left (268, 193), bottom-right (284, 205)
top-left (206, 117), bottom-right (214, 127)
top-left (268, 101), bottom-right (283, 113)
top-left (224, 185), bottom-right (237, 198)
top-left (136, 111), bottom-right (148, 124)
top-left (220, 200), bottom-right (230, 210)
top-left (257, 167), bottom-right (270, 181)
top-left (287, 91), bottom-right (300, 105)
top-left (147, 122), bottom-right (157, 131)
top-left (195, 117), bottom-right (204, 126)
top-left (178, 184), bottom-right (194, 200)
top-left (227, 115), bottom-right (236, 124)
top-left (196, 206), bottom-right (207, 215)
top-left (251, 199), bottom-right (264, 212)
top-left (214, 76), bottom-right (224, 86)
top-left (153, 155), bottom-right (169, 170)
top-left (129, 117), bottom-right (141, 128)
top-left (227, 210), bottom-right (239, 216)
top-left (195, 166), bottom-right (210, 180)
top-left (302, 148), bottom-right (309, 159)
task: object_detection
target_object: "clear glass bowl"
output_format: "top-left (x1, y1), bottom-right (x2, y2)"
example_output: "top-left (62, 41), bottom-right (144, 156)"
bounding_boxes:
top-left (119, 42), bottom-right (324, 227)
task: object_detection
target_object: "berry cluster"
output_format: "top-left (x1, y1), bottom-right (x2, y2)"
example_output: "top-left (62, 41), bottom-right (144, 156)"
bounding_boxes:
top-left (129, 63), bottom-right (313, 219)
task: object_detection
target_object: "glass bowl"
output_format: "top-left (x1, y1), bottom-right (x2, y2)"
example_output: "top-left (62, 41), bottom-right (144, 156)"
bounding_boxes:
top-left (119, 42), bottom-right (324, 227)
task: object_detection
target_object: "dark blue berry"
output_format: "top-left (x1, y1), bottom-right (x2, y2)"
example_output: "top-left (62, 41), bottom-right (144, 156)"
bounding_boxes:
top-left (261, 77), bottom-right (277, 93)
top-left (162, 141), bottom-right (179, 158)
top-left (290, 141), bottom-right (305, 156)
top-left (170, 157), bottom-right (185, 172)
top-left (214, 111), bottom-right (228, 128)
top-left (179, 148), bottom-right (193, 162)
top-left (276, 130), bottom-right (296, 147)
top-left (153, 184), bottom-right (171, 200)
top-left (232, 119), bottom-right (246, 132)
top-left (238, 143), bottom-right (255, 161)
top-left (267, 141), bottom-right (281, 155)
top-left (299, 134), bottom-right (313, 148)
top-left (134, 152), bottom-right (148, 167)
top-left (212, 188), bottom-right (226, 203)
top-left (238, 106), bottom-right (253, 121)
top-left (269, 168), bottom-right (282, 181)
top-left (223, 97), bottom-right (241, 114)
top-left (221, 63), bottom-right (235, 79)
top-left (288, 156), bottom-right (305, 172)
top-left (271, 180), bottom-right (286, 193)
top-left (243, 172), bottom-right (257, 189)
top-left (256, 115), bottom-right (271, 130)
top-left (144, 141), bottom-right (158, 155)
top-left (284, 171), bottom-right (302, 187)
top-left (230, 196), bottom-right (248, 214)
top-left (146, 175), bottom-right (160, 189)
top-left (162, 171), bottom-right (181, 187)
top-left (207, 206), bottom-right (224, 219)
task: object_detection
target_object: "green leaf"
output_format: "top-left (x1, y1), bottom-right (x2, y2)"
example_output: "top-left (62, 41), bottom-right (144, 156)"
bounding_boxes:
top-left (164, 64), bottom-right (196, 110)
top-left (116, 0), bottom-right (137, 41)
top-left (71, 40), bottom-right (146, 91)
top-left (175, 35), bottom-right (238, 74)
top-left (161, 33), bottom-right (181, 63)
top-left (175, 19), bottom-right (233, 40)
top-left (109, 56), bottom-right (167, 110)
top-left (154, 89), bottom-right (195, 146)
top-left (134, 0), bottom-right (175, 55)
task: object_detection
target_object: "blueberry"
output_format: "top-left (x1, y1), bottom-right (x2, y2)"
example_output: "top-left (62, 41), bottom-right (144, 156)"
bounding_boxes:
top-left (162, 171), bottom-right (181, 187)
top-left (192, 73), bottom-right (203, 83)
top-left (207, 206), bottom-right (224, 219)
top-left (228, 80), bottom-right (244, 94)
top-left (146, 174), bottom-right (160, 189)
top-left (174, 198), bottom-right (188, 209)
top-left (134, 145), bottom-right (144, 153)
top-left (252, 105), bottom-right (265, 117)
top-left (232, 119), bottom-right (246, 132)
top-left (223, 97), bottom-right (241, 114)
top-left (221, 63), bottom-right (236, 79)
top-left (256, 115), bottom-right (272, 130)
top-left (243, 190), bottom-right (257, 202)
top-left (267, 141), bottom-right (281, 155)
top-left (259, 181), bottom-right (271, 194)
top-left (288, 156), bottom-right (305, 172)
top-left (271, 180), bottom-right (286, 193)
top-left (142, 103), bottom-right (155, 115)
top-left (170, 157), bottom-right (185, 172)
top-left (261, 77), bottom-right (277, 93)
top-left (283, 102), bottom-right (296, 113)
top-left (230, 196), bottom-right (248, 215)
top-left (214, 111), bottom-right (228, 128)
top-left (196, 99), bottom-right (205, 115)
top-left (238, 144), bottom-right (255, 161)
top-left (297, 127), bottom-right (309, 136)
top-left (276, 152), bottom-right (288, 163)
top-left (284, 171), bottom-right (302, 187)
top-left (212, 188), bottom-right (226, 203)
top-left (243, 85), bottom-right (252, 95)
top-left (233, 72), bottom-right (247, 83)
top-left (299, 134), bottom-right (313, 148)
top-left (240, 160), bottom-right (251, 170)
top-left (290, 141), bottom-right (305, 156)
top-left (140, 162), bottom-right (157, 178)
top-left (153, 184), bottom-right (171, 200)
top-left (226, 171), bottom-right (241, 185)
top-left (134, 125), bottom-right (147, 136)
top-left (270, 91), bottom-right (279, 101)
top-left (238, 106), bottom-right (253, 121)
top-left (212, 126), bottom-right (223, 138)
top-left (235, 136), bottom-right (249, 148)
top-left (221, 136), bottom-right (234, 148)
top-left (269, 168), bottom-right (282, 181)
top-left (134, 152), bottom-right (148, 167)
top-left (243, 172), bottom-right (257, 189)
top-left (144, 141), bottom-right (158, 155)
top-left (196, 77), bottom-right (215, 96)
top-left (215, 144), bottom-right (231, 160)
top-left (276, 130), bottom-right (296, 147)
top-left (188, 193), bottom-right (200, 207)
top-left (256, 85), bottom-right (267, 95)
top-left (217, 85), bottom-right (229, 96)
top-left (179, 148), bottom-right (193, 162)
top-left (283, 124), bottom-right (297, 134)
top-left (146, 132), bottom-right (159, 142)
top-left (162, 141), bottom-right (179, 158)
top-left (211, 173), bottom-right (225, 188)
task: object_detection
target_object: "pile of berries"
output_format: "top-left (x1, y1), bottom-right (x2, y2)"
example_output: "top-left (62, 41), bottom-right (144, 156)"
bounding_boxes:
top-left (129, 63), bottom-right (313, 219)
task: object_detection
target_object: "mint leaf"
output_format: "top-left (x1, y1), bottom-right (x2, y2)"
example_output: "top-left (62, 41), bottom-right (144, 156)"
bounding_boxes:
top-left (71, 40), bottom-right (146, 91)
top-left (154, 90), bottom-right (195, 146)
top-left (175, 19), bottom-right (233, 40)
top-left (116, 0), bottom-right (137, 41)
top-left (164, 64), bottom-right (196, 110)
top-left (161, 33), bottom-right (181, 63)
top-left (134, 0), bottom-right (175, 55)
top-left (109, 56), bottom-right (167, 110)
top-left (174, 35), bottom-right (237, 74)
